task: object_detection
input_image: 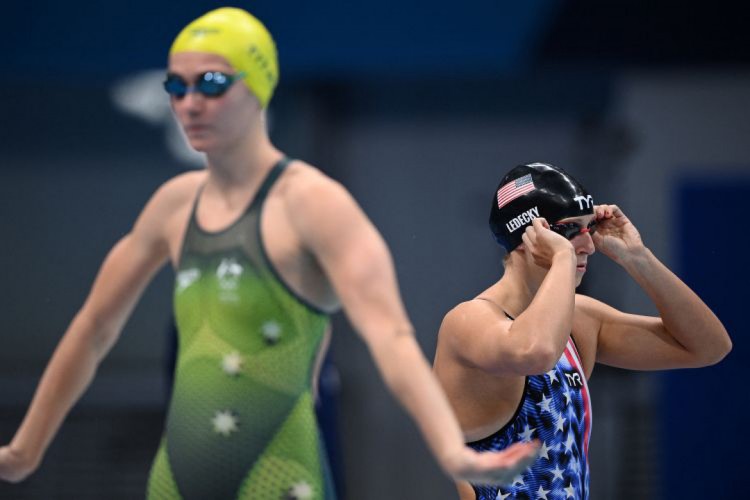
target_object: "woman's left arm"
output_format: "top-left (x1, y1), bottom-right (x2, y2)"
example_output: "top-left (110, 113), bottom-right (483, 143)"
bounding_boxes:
top-left (587, 204), bottom-right (731, 370)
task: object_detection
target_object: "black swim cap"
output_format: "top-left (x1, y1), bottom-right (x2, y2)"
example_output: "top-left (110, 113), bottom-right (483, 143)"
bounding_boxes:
top-left (489, 162), bottom-right (594, 253)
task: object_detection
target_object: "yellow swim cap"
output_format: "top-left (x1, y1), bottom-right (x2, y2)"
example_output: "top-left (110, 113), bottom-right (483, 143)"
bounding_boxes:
top-left (169, 7), bottom-right (278, 107)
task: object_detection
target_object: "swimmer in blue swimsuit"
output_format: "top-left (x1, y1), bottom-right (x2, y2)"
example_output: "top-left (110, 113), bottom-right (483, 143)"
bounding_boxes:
top-left (433, 162), bottom-right (731, 499)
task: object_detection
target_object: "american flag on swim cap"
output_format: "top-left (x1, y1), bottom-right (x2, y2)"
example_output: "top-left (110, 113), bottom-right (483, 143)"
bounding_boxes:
top-left (496, 174), bottom-right (536, 209)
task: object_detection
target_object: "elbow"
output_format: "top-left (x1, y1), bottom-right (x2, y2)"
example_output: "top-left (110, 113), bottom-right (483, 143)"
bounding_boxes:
top-left (717, 334), bottom-right (733, 362)
top-left (504, 321), bottom-right (570, 375)
top-left (483, 347), bottom-right (558, 377)
top-left (516, 344), bottom-right (560, 375)
top-left (704, 336), bottom-right (733, 366)
top-left (690, 331), bottom-right (732, 368)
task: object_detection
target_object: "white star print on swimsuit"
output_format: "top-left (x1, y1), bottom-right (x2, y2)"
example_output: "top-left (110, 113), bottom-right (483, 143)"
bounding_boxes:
top-left (468, 339), bottom-right (592, 500)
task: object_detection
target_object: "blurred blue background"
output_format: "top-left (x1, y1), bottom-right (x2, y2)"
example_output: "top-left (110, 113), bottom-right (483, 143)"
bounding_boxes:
top-left (7, 1), bottom-right (554, 79)
top-left (2, 1), bottom-right (748, 498)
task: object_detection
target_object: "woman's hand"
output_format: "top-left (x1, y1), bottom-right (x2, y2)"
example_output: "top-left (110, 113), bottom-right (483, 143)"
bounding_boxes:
top-left (592, 204), bottom-right (645, 264)
top-left (521, 217), bottom-right (575, 269)
top-left (442, 441), bottom-right (540, 486)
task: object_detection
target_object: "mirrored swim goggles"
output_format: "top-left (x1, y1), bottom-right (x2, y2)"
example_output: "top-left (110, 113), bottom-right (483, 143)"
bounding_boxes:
top-left (163, 71), bottom-right (246, 99)
top-left (549, 220), bottom-right (597, 240)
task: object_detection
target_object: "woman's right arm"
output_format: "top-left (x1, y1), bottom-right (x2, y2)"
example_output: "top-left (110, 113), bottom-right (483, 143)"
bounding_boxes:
top-left (0, 179), bottom-right (181, 482)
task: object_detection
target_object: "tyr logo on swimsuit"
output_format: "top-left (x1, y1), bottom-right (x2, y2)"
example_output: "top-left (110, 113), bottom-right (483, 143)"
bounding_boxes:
top-left (565, 371), bottom-right (583, 388)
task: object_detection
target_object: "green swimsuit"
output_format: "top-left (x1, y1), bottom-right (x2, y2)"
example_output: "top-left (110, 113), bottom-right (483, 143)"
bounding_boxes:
top-left (147, 159), bottom-right (334, 499)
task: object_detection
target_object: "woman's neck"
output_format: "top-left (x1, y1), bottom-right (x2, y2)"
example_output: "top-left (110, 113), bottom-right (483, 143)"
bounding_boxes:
top-left (204, 130), bottom-right (282, 192)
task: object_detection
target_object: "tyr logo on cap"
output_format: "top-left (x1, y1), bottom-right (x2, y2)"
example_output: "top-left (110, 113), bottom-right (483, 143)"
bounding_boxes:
top-left (574, 195), bottom-right (594, 210)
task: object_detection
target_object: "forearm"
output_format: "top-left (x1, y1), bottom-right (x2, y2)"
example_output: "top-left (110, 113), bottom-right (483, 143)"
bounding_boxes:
top-left (367, 332), bottom-right (466, 473)
top-left (10, 314), bottom-right (105, 469)
top-left (623, 247), bottom-right (731, 363)
top-left (512, 251), bottom-right (577, 364)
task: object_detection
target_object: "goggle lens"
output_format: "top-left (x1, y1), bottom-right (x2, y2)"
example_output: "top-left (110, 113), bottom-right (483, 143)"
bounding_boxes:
top-left (163, 71), bottom-right (243, 99)
top-left (549, 220), bottom-right (598, 240)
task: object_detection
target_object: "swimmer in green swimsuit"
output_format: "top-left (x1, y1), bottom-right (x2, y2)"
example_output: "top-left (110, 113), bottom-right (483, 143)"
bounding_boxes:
top-left (147, 158), bottom-right (335, 500)
top-left (0, 8), bottom-right (538, 497)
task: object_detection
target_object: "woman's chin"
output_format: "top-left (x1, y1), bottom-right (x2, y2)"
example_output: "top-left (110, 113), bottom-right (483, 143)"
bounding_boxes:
top-left (186, 138), bottom-right (214, 153)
